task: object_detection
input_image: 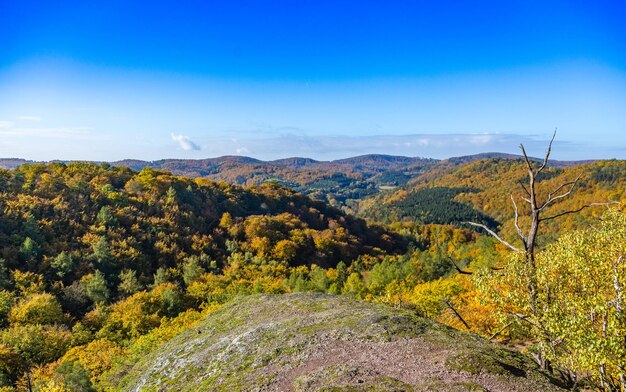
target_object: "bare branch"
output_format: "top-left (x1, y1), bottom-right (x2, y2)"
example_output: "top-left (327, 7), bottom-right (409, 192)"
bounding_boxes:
top-left (443, 245), bottom-right (473, 275)
top-left (507, 313), bottom-right (534, 326)
top-left (519, 143), bottom-right (535, 173)
top-left (489, 321), bottom-right (515, 341)
top-left (539, 173), bottom-right (582, 210)
top-left (464, 222), bottom-right (522, 252)
top-left (511, 194), bottom-right (527, 243)
top-left (518, 180), bottom-right (531, 198)
top-left (447, 245), bottom-right (456, 259)
top-left (443, 237), bottom-right (504, 276)
top-left (540, 202), bottom-right (620, 222)
top-left (451, 261), bottom-right (473, 275)
top-left (448, 261), bottom-right (504, 275)
top-left (535, 128), bottom-right (557, 175)
top-left (546, 175), bottom-right (580, 200)
top-left (443, 299), bottom-right (471, 330)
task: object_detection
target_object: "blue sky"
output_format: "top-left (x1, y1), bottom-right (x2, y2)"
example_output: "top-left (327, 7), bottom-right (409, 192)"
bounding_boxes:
top-left (1, 0), bottom-right (625, 161)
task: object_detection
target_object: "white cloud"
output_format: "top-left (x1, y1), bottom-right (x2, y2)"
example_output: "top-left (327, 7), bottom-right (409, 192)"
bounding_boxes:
top-left (468, 134), bottom-right (495, 145)
top-left (415, 138), bottom-right (430, 147)
top-left (17, 115), bottom-right (42, 121)
top-left (236, 147), bottom-right (250, 154)
top-left (0, 121), bottom-right (13, 128)
top-left (171, 133), bottom-right (201, 151)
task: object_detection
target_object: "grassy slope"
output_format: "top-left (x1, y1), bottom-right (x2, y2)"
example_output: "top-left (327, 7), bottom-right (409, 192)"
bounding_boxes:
top-left (107, 293), bottom-right (565, 392)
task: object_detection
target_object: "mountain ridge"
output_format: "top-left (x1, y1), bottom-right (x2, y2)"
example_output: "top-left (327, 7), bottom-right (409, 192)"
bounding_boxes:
top-left (0, 153), bottom-right (608, 215)
top-left (0, 152), bottom-right (599, 171)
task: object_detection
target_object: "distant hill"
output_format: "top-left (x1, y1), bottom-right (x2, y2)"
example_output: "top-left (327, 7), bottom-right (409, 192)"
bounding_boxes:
top-left (445, 152), bottom-right (596, 167)
top-left (105, 293), bottom-right (565, 391)
top-left (331, 153), bottom-right (425, 167)
top-left (0, 158), bottom-right (34, 169)
top-left (1, 152), bottom-right (595, 175)
top-left (270, 157), bottom-right (319, 167)
top-left (106, 154), bottom-right (439, 209)
top-left (0, 154), bottom-right (607, 214)
top-left (107, 154), bottom-right (434, 181)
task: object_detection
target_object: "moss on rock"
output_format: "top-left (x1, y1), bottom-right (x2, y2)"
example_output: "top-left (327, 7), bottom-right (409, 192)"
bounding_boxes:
top-left (104, 293), bottom-right (565, 391)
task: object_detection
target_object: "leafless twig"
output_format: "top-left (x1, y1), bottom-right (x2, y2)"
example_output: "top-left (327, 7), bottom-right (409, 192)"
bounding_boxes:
top-left (511, 195), bottom-right (527, 243)
top-left (539, 173), bottom-right (582, 211)
top-left (540, 202), bottom-right (619, 222)
top-left (464, 222), bottom-right (522, 252)
top-left (443, 299), bottom-right (471, 330)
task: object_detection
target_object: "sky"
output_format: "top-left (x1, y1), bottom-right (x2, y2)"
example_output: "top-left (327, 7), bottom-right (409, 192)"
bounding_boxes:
top-left (1, 0), bottom-right (625, 161)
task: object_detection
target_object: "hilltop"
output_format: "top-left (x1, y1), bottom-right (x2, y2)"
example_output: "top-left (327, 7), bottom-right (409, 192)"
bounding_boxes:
top-left (105, 293), bottom-right (565, 391)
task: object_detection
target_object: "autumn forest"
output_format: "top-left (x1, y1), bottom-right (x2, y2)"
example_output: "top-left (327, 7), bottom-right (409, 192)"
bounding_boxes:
top-left (0, 150), bottom-right (622, 391)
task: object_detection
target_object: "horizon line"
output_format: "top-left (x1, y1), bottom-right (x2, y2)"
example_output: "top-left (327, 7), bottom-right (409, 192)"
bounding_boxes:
top-left (0, 151), bottom-right (609, 165)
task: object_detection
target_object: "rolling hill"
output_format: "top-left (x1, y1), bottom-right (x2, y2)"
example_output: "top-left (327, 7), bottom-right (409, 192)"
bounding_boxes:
top-left (1, 153), bottom-right (598, 213)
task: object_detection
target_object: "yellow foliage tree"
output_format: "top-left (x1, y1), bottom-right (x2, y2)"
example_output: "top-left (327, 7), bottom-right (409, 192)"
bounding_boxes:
top-left (61, 338), bottom-right (123, 383)
top-left (8, 293), bottom-right (65, 326)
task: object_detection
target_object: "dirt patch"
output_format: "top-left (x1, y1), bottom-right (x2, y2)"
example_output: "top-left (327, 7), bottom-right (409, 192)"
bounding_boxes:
top-left (268, 338), bottom-right (548, 391)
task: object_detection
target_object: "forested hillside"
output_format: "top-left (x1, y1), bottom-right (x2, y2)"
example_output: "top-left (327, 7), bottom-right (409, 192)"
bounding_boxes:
top-left (359, 158), bottom-right (625, 243)
top-left (0, 162), bottom-right (398, 274)
top-left (1, 153), bottom-right (598, 216)
top-left (0, 158), bottom-right (623, 391)
top-left (0, 162), bottom-right (408, 389)
top-left (0, 155), bottom-right (436, 212)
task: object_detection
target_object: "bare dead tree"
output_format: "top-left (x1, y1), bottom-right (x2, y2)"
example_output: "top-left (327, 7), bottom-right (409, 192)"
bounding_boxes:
top-left (466, 130), bottom-right (617, 370)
